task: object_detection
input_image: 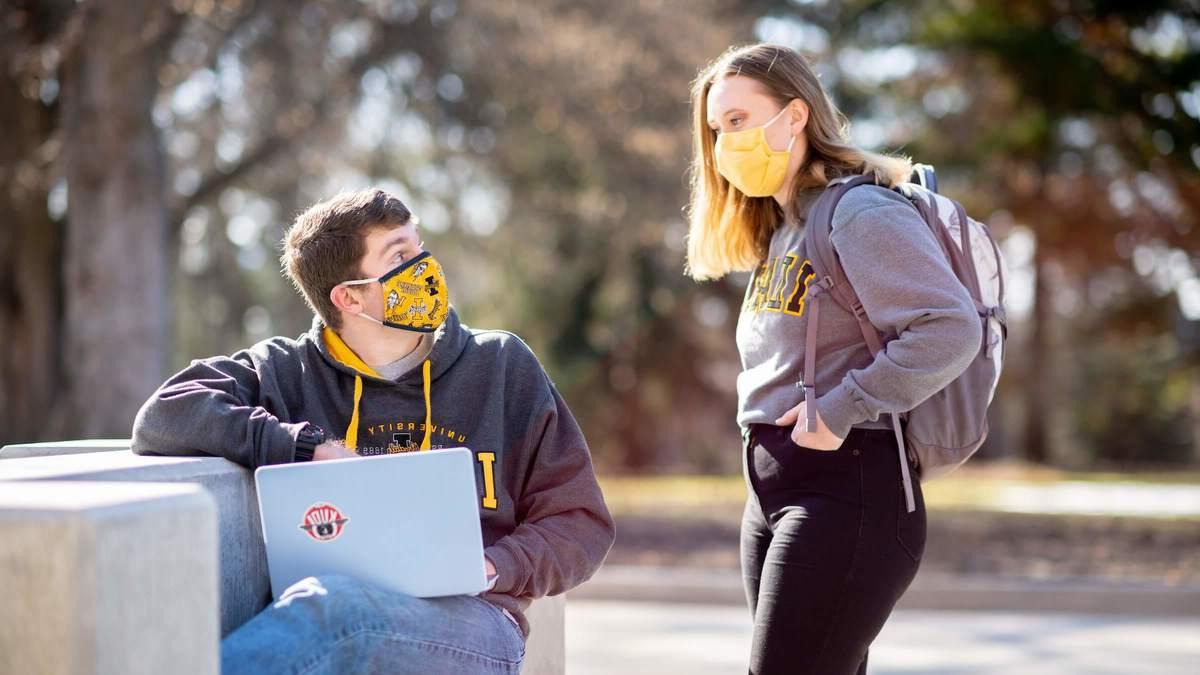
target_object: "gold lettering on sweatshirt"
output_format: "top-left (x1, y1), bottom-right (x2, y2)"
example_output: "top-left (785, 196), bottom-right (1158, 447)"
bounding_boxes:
top-left (477, 451), bottom-right (498, 510)
top-left (744, 255), bottom-right (815, 318)
top-left (364, 420), bottom-right (471, 446)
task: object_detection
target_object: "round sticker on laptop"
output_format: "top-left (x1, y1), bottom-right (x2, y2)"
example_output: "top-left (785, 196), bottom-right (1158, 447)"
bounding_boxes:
top-left (299, 502), bottom-right (349, 542)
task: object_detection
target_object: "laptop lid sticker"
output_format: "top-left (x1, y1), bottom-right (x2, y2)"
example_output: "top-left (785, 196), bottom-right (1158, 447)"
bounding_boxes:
top-left (299, 502), bottom-right (350, 543)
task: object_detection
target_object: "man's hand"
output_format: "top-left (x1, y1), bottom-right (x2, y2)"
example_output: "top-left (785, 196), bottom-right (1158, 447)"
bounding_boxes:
top-left (776, 401), bottom-right (845, 451)
top-left (313, 440), bottom-right (358, 461)
top-left (481, 555), bottom-right (499, 593)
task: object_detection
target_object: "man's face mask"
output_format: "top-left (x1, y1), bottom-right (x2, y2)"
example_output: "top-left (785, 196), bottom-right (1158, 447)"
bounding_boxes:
top-left (713, 104), bottom-right (797, 198)
top-left (342, 251), bottom-right (450, 333)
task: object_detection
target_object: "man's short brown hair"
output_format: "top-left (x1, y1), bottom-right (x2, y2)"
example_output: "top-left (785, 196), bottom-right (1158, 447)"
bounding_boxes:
top-left (281, 189), bottom-right (412, 330)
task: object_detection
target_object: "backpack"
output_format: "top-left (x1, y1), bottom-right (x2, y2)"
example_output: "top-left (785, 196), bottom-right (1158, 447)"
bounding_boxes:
top-left (800, 166), bottom-right (1009, 513)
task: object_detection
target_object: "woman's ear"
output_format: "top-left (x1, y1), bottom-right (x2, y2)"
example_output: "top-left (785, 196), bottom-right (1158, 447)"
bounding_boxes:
top-left (789, 98), bottom-right (810, 135)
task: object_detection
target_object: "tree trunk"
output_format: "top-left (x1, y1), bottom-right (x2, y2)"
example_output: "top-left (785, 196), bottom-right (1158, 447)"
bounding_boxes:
top-left (1023, 239), bottom-right (1050, 463)
top-left (0, 68), bottom-right (60, 445)
top-left (53, 1), bottom-right (179, 438)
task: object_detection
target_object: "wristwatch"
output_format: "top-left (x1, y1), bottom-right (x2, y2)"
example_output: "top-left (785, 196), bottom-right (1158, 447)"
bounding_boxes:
top-left (294, 423), bottom-right (325, 462)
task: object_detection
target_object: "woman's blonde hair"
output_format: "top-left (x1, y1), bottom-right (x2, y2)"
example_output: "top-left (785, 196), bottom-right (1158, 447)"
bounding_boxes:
top-left (685, 43), bottom-right (913, 281)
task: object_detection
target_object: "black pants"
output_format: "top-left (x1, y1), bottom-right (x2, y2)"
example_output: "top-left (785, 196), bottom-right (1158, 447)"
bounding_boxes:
top-left (740, 423), bottom-right (926, 675)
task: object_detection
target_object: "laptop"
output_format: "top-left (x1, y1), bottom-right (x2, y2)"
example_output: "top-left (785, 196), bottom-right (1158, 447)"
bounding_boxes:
top-left (254, 447), bottom-right (489, 600)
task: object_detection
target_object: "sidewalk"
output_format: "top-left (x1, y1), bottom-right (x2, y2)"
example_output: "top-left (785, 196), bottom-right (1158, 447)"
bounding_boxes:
top-left (566, 600), bottom-right (1200, 675)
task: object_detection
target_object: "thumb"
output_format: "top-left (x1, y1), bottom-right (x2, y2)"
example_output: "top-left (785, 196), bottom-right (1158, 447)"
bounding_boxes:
top-left (775, 404), bottom-right (802, 426)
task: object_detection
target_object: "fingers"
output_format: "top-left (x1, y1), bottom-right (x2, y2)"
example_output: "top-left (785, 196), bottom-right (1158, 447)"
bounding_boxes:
top-left (790, 428), bottom-right (842, 452)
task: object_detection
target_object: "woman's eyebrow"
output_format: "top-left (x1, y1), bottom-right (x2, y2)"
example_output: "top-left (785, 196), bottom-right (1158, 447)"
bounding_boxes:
top-left (708, 108), bottom-right (747, 128)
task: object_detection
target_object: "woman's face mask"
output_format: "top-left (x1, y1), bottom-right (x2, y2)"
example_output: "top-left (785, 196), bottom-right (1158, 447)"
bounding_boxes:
top-left (714, 105), bottom-right (797, 198)
top-left (341, 251), bottom-right (450, 333)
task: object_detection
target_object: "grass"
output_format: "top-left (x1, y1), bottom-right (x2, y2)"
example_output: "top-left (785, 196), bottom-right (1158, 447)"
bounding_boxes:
top-left (597, 462), bottom-right (1200, 520)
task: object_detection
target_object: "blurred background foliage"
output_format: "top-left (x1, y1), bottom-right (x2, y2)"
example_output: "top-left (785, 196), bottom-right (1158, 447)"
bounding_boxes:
top-left (2, 0), bottom-right (1198, 473)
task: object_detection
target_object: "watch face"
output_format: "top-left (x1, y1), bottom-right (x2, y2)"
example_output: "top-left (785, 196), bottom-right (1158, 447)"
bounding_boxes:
top-left (303, 425), bottom-right (325, 445)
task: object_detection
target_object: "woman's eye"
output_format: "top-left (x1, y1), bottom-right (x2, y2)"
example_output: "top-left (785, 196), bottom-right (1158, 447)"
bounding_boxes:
top-left (730, 117), bottom-right (743, 127)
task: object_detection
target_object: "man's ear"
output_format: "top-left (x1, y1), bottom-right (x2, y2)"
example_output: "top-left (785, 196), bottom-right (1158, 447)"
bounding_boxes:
top-left (329, 283), bottom-right (365, 315)
top-left (789, 98), bottom-right (810, 134)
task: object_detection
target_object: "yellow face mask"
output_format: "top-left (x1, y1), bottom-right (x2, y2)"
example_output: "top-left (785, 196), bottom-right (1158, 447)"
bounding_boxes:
top-left (714, 105), bottom-right (797, 198)
top-left (342, 251), bottom-right (450, 333)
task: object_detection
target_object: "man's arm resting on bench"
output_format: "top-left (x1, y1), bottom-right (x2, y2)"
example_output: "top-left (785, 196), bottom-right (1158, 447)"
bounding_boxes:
top-left (131, 352), bottom-right (302, 469)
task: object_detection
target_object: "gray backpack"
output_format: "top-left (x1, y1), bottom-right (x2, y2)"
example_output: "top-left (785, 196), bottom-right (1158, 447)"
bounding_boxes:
top-left (800, 167), bottom-right (1008, 512)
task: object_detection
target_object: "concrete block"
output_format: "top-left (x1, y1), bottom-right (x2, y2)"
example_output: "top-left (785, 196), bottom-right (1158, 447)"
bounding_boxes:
top-left (0, 452), bottom-right (270, 637)
top-left (0, 481), bottom-right (218, 675)
top-left (0, 439), bottom-right (131, 459)
top-left (0, 450), bottom-right (566, 673)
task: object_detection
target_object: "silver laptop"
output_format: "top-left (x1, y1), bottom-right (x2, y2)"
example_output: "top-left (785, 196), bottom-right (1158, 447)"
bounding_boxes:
top-left (254, 447), bottom-right (489, 600)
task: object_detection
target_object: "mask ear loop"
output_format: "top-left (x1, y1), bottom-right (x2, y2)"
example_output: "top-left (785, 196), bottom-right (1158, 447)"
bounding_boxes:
top-left (338, 278), bottom-right (384, 326)
top-left (765, 104), bottom-right (791, 128)
top-left (767, 105), bottom-right (799, 156)
top-left (773, 102), bottom-right (800, 153)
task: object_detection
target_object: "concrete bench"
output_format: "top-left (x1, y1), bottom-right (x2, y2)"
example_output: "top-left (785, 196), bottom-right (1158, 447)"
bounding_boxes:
top-left (0, 441), bottom-right (565, 674)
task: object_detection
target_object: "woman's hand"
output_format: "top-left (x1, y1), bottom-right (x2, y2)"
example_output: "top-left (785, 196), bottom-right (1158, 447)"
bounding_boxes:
top-left (776, 401), bottom-right (845, 451)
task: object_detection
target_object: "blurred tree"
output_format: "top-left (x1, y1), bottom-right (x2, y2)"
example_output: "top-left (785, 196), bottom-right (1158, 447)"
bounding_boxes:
top-left (440, 0), bottom-right (755, 471)
top-left (768, 0), bottom-right (1200, 464)
top-left (0, 0), bottom-right (461, 442)
top-left (1, 0), bottom-right (69, 445)
top-left (2, 0), bottom-right (181, 440)
top-left (5, 0), bottom-right (1196, 471)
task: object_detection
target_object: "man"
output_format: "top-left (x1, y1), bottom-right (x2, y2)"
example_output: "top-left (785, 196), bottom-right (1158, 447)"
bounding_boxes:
top-left (132, 188), bottom-right (615, 674)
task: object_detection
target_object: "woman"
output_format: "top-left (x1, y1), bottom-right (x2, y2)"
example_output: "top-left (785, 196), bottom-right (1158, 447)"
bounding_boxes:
top-left (686, 44), bottom-right (982, 674)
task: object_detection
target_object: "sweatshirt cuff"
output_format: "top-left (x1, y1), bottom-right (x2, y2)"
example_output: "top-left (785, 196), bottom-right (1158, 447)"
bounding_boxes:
top-left (815, 382), bottom-right (866, 440)
top-left (270, 422), bottom-right (304, 466)
top-left (483, 541), bottom-right (522, 595)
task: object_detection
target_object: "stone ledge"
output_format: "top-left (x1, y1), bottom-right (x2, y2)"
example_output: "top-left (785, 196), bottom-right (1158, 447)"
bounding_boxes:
top-left (0, 481), bottom-right (219, 675)
top-left (0, 439), bottom-right (132, 459)
top-left (0, 447), bottom-right (566, 674)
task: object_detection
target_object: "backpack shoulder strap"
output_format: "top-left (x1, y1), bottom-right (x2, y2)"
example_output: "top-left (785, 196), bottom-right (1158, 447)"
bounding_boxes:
top-left (802, 175), bottom-right (884, 353)
top-left (803, 176), bottom-right (871, 306)
top-left (799, 175), bottom-right (883, 438)
top-left (800, 175), bottom-right (917, 513)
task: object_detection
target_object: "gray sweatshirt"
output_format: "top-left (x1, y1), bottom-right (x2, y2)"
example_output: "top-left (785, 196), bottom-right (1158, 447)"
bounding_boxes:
top-left (736, 184), bottom-right (982, 439)
top-left (131, 308), bottom-right (615, 637)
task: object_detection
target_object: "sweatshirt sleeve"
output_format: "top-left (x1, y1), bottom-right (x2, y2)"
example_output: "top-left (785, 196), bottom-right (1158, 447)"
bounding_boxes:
top-left (814, 186), bottom-right (983, 439)
top-left (130, 351), bottom-right (304, 469)
top-left (483, 381), bottom-right (615, 599)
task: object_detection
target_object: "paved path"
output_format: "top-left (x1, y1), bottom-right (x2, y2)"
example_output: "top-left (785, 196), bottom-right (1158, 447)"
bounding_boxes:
top-left (566, 600), bottom-right (1200, 674)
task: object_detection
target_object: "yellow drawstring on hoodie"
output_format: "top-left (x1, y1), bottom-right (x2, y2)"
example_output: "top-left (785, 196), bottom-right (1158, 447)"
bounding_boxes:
top-left (323, 327), bottom-right (434, 452)
top-left (346, 374), bottom-right (364, 451)
top-left (421, 359), bottom-right (432, 451)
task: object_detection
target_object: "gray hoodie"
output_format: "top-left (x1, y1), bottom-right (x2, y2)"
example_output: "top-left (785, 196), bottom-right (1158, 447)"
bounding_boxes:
top-left (736, 184), bottom-right (982, 439)
top-left (131, 308), bottom-right (615, 637)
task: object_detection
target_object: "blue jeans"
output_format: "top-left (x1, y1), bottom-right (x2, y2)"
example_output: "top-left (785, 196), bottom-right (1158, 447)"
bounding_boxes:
top-left (222, 575), bottom-right (525, 675)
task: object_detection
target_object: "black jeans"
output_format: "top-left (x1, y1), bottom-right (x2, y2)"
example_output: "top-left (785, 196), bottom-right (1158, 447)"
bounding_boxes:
top-left (740, 423), bottom-right (926, 675)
